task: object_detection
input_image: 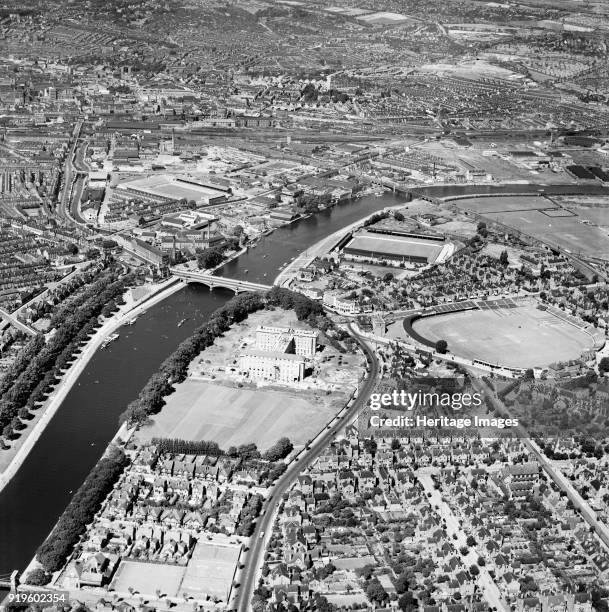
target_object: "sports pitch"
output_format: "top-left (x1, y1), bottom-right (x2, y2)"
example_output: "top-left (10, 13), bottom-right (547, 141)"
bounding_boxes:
top-left (180, 540), bottom-right (241, 601)
top-left (110, 560), bottom-right (185, 597)
top-left (485, 209), bottom-right (609, 259)
top-left (454, 195), bottom-right (609, 259)
top-left (136, 380), bottom-right (337, 450)
top-left (412, 304), bottom-right (594, 368)
top-left (119, 175), bottom-right (221, 202)
top-left (455, 195), bottom-right (551, 214)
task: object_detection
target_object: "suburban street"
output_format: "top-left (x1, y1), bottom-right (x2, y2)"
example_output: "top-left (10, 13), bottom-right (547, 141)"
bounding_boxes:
top-left (417, 470), bottom-right (509, 612)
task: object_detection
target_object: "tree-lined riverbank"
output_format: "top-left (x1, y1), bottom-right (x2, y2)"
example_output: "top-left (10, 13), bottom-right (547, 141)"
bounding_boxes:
top-left (0, 278), bottom-right (184, 496)
top-left (0, 192), bottom-right (402, 576)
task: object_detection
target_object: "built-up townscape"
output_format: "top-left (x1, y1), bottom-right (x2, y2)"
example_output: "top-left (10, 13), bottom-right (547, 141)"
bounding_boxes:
top-left (4, 0), bottom-right (609, 611)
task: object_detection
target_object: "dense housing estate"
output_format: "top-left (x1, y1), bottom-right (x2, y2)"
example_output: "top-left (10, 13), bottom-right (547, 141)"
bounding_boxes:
top-left (4, 0), bottom-right (609, 611)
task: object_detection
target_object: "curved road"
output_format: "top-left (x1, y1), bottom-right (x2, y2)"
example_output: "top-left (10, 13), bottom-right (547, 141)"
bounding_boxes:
top-left (234, 325), bottom-right (379, 612)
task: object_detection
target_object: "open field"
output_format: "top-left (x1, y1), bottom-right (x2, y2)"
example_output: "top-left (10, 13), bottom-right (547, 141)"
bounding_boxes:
top-left (135, 380), bottom-right (339, 450)
top-left (136, 308), bottom-right (362, 451)
top-left (455, 195), bottom-right (609, 259)
top-left (455, 195), bottom-right (553, 214)
top-left (566, 206), bottom-right (609, 226)
top-left (181, 540), bottom-right (241, 600)
top-left (412, 304), bottom-right (595, 368)
top-left (110, 560), bottom-right (185, 598)
top-left (486, 209), bottom-right (609, 258)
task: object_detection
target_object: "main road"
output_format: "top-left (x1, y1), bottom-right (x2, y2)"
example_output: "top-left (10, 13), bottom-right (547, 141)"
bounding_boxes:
top-left (0, 191), bottom-right (403, 579)
top-left (234, 325), bottom-right (380, 612)
top-left (0, 308), bottom-right (36, 337)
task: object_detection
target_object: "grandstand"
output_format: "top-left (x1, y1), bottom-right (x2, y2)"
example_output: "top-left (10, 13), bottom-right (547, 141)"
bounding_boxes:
top-left (404, 297), bottom-right (597, 369)
top-left (342, 229), bottom-right (453, 266)
top-left (117, 174), bottom-right (227, 206)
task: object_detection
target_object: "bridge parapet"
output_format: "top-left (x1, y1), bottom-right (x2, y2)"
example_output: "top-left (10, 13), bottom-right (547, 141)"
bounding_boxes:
top-left (171, 269), bottom-right (272, 294)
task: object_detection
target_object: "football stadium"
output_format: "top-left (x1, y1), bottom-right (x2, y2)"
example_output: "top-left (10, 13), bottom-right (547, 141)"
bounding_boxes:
top-left (342, 228), bottom-right (453, 266)
top-left (117, 174), bottom-right (227, 205)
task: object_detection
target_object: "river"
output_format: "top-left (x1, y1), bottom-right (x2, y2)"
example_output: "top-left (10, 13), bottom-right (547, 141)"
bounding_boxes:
top-left (2, 181), bottom-right (606, 580)
top-left (217, 192), bottom-right (404, 283)
top-left (410, 183), bottom-right (609, 199)
top-left (0, 191), bottom-right (403, 577)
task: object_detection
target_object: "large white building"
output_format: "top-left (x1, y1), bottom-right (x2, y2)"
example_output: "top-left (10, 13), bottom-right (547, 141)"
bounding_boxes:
top-left (239, 351), bottom-right (305, 383)
top-left (323, 291), bottom-right (362, 315)
top-left (239, 325), bottom-right (318, 383)
top-left (255, 326), bottom-right (317, 357)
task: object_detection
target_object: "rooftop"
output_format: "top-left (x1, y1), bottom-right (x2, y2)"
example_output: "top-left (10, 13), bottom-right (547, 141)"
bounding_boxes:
top-left (344, 230), bottom-right (445, 261)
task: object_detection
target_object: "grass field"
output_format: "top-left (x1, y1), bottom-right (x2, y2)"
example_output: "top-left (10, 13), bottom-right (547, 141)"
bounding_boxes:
top-left (135, 380), bottom-right (338, 451)
top-left (412, 304), bottom-right (594, 368)
top-left (119, 175), bottom-right (221, 202)
top-left (565, 206), bottom-right (609, 226)
top-left (486, 209), bottom-right (609, 259)
top-left (110, 560), bottom-right (185, 598)
top-left (454, 195), bottom-right (609, 259)
top-left (455, 195), bottom-right (551, 214)
top-left (180, 541), bottom-right (241, 601)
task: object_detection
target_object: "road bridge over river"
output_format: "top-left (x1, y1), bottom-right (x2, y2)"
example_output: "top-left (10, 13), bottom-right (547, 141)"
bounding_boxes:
top-left (171, 268), bottom-right (272, 293)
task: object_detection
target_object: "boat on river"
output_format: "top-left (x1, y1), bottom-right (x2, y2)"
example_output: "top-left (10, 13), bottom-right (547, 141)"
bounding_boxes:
top-left (101, 333), bottom-right (119, 349)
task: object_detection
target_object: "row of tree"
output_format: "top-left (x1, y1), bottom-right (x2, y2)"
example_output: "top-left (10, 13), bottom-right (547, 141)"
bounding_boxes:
top-left (36, 447), bottom-right (128, 572)
top-left (0, 335), bottom-right (45, 399)
top-left (119, 286), bottom-right (350, 430)
top-left (119, 291), bottom-right (266, 426)
top-left (152, 438), bottom-right (223, 456)
top-left (196, 236), bottom-right (240, 270)
top-left (153, 436), bottom-right (294, 463)
top-left (236, 493), bottom-right (263, 536)
top-left (262, 436), bottom-right (293, 462)
top-left (266, 286), bottom-right (324, 322)
top-left (49, 266), bottom-right (126, 328)
top-left (1, 267), bottom-right (134, 441)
